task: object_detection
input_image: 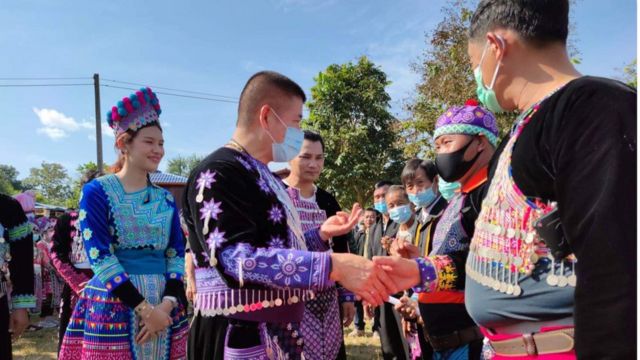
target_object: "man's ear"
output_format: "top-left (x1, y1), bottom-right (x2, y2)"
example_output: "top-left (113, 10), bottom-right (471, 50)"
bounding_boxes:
top-left (258, 104), bottom-right (271, 129)
top-left (486, 32), bottom-right (507, 61)
top-left (476, 135), bottom-right (490, 152)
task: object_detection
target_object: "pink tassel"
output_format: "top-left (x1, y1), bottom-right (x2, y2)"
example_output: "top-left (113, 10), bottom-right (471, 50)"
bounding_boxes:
top-left (111, 107), bottom-right (120, 122)
top-left (136, 91), bottom-right (146, 105)
top-left (122, 97), bottom-right (134, 113)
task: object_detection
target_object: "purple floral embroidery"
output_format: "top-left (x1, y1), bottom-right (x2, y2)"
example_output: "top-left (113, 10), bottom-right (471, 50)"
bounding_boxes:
top-left (268, 205), bottom-right (284, 224)
top-left (206, 227), bottom-right (226, 248)
top-left (257, 177), bottom-right (271, 194)
top-left (196, 169), bottom-right (216, 192)
top-left (242, 258), bottom-right (257, 271)
top-left (200, 198), bottom-right (223, 221)
top-left (269, 235), bottom-right (286, 248)
top-left (201, 251), bottom-right (210, 262)
top-left (236, 156), bottom-right (253, 171)
top-left (271, 252), bottom-right (309, 286)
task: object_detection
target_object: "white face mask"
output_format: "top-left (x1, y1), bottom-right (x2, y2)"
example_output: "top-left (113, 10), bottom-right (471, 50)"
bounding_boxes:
top-left (264, 108), bottom-right (304, 163)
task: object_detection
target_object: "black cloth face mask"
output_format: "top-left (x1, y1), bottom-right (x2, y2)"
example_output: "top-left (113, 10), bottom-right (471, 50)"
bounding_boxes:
top-left (435, 136), bottom-right (482, 182)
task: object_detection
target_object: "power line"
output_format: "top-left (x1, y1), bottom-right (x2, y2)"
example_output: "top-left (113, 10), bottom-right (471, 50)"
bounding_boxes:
top-left (0, 83), bottom-right (93, 87)
top-left (100, 84), bottom-right (238, 103)
top-left (101, 78), bottom-right (238, 100)
top-left (0, 77), bottom-right (91, 80)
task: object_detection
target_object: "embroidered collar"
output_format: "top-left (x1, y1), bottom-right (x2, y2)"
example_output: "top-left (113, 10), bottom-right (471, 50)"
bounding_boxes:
top-left (460, 166), bottom-right (488, 194)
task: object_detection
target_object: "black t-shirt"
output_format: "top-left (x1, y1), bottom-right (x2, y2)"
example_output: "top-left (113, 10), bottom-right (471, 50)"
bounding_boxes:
top-left (487, 76), bottom-right (636, 359)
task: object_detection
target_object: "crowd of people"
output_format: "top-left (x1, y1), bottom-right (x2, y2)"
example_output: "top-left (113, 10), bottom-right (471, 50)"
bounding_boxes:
top-left (0, 0), bottom-right (636, 359)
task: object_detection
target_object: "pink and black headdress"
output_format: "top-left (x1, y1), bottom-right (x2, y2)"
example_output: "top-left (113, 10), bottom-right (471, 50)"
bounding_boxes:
top-left (106, 87), bottom-right (162, 137)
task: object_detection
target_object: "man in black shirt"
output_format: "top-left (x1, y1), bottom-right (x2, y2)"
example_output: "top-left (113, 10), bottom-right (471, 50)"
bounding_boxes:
top-left (464, 1), bottom-right (636, 358)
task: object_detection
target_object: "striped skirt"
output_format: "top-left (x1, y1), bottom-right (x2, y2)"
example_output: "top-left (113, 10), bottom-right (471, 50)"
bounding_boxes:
top-left (59, 274), bottom-right (188, 360)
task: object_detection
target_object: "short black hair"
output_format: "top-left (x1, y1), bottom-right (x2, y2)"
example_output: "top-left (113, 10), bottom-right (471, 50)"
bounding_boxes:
top-left (237, 71), bottom-right (306, 126)
top-left (303, 130), bottom-right (325, 152)
top-left (469, 0), bottom-right (569, 46)
top-left (387, 185), bottom-right (409, 202)
top-left (401, 159), bottom-right (437, 185)
top-left (375, 180), bottom-right (393, 189)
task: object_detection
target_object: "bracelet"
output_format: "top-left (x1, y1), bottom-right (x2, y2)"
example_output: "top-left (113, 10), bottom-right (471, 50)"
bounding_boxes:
top-left (162, 296), bottom-right (178, 308)
top-left (135, 300), bottom-right (154, 319)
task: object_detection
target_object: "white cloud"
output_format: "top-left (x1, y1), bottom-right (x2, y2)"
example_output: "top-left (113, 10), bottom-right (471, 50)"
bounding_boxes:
top-left (37, 127), bottom-right (68, 140)
top-left (33, 108), bottom-right (113, 141)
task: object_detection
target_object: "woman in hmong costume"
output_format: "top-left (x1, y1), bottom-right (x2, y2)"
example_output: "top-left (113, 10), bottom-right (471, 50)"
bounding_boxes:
top-left (1, 194), bottom-right (36, 360)
top-left (37, 217), bottom-right (63, 320)
top-left (51, 209), bottom-right (93, 352)
top-left (59, 87), bottom-right (188, 360)
top-left (32, 217), bottom-right (51, 315)
top-left (51, 170), bottom-right (100, 353)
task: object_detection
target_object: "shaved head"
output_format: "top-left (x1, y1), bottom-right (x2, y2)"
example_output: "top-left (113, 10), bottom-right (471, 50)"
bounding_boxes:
top-left (237, 71), bottom-right (306, 126)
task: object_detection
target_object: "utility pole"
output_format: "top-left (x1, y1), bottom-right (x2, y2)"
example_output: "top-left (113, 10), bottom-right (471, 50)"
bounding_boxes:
top-left (93, 73), bottom-right (103, 174)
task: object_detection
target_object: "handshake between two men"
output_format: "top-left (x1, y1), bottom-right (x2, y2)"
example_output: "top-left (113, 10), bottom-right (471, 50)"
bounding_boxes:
top-left (317, 203), bottom-right (424, 307)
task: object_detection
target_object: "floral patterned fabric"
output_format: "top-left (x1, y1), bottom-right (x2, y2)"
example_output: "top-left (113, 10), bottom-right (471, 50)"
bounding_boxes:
top-left (183, 147), bottom-right (335, 360)
top-left (59, 174), bottom-right (187, 360)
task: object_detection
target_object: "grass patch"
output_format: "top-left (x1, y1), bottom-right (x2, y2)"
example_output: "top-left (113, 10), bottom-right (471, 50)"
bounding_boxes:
top-left (12, 318), bottom-right (382, 359)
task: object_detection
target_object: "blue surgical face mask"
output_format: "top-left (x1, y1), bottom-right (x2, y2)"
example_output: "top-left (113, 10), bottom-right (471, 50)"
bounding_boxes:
top-left (438, 179), bottom-right (461, 201)
top-left (265, 108), bottom-right (304, 163)
top-left (408, 187), bottom-right (437, 209)
top-left (374, 201), bottom-right (388, 215)
top-left (474, 36), bottom-right (506, 114)
top-left (389, 205), bottom-right (413, 225)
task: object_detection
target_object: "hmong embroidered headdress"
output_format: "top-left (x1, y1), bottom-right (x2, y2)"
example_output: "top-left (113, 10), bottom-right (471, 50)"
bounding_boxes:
top-left (106, 87), bottom-right (162, 136)
top-left (433, 99), bottom-right (499, 147)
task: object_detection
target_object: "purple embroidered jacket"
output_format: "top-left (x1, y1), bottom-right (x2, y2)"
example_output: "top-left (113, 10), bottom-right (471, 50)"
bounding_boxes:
top-left (183, 147), bottom-right (335, 359)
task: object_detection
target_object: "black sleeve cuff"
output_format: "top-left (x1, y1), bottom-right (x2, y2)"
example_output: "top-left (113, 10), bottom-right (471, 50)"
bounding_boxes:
top-left (111, 280), bottom-right (145, 309)
top-left (163, 279), bottom-right (187, 306)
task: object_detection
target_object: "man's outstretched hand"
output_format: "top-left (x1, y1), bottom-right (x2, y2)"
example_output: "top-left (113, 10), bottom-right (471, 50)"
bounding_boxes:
top-left (372, 256), bottom-right (421, 293)
top-left (320, 204), bottom-right (362, 241)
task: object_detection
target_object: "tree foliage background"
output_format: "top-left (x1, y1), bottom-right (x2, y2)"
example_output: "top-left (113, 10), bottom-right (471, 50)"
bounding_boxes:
top-left (167, 154), bottom-right (204, 178)
top-left (22, 162), bottom-right (73, 206)
top-left (0, 165), bottom-right (23, 195)
top-left (402, 0), bottom-right (583, 158)
top-left (305, 56), bottom-right (404, 207)
top-left (402, 0), bottom-right (515, 158)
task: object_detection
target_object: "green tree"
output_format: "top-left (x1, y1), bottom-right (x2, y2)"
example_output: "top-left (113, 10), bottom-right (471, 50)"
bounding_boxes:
top-left (23, 162), bottom-right (72, 206)
top-left (403, 0), bottom-right (515, 158)
top-left (167, 154), bottom-right (204, 178)
top-left (403, 0), bottom-right (580, 158)
top-left (621, 59), bottom-right (637, 88)
top-left (65, 162), bottom-right (108, 209)
top-left (305, 56), bottom-right (405, 207)
top-left (0, 164), bottom-right (22, 195)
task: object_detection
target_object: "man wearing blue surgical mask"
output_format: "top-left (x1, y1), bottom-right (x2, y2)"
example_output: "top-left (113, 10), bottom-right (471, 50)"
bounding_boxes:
top-left (395, 160), bottom-right (448, 358)
top-left (401, 159), bottom-right (448, 258)
top-left (366, 180), bottom-right (408, 359)
top-left (184, 71), bottom-right (400, 360)
top-left (466, 1), bottom-right (635, 358)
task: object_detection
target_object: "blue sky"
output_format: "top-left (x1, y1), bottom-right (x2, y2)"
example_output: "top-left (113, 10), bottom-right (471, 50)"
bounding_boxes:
top-left (0, 0), bottom-right (636, 180)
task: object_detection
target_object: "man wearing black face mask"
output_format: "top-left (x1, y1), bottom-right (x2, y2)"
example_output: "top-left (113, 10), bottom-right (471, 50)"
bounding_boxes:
top-left (376, 99), bottom-right (497, 359)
